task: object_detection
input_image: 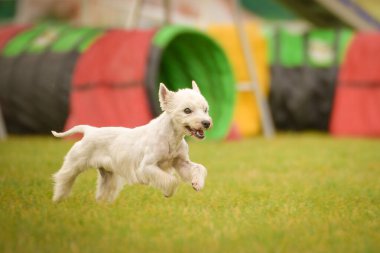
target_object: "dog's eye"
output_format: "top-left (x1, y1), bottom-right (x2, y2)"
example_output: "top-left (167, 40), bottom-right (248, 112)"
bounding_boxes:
top-left (184, 108), bottom-right (192, 114)
top-left (204, 108), bottom-right (208, 113)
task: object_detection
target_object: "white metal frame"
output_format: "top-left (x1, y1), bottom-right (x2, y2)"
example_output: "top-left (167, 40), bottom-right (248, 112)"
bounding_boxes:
top-left (231, 0), bottom-right (275, 138)
top-left (0, 106), bottom-right (7, 140)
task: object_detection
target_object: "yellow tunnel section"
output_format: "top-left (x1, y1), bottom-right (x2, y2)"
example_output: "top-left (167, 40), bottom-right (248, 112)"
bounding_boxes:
top-left (208, 23), bottom-right (270, 136)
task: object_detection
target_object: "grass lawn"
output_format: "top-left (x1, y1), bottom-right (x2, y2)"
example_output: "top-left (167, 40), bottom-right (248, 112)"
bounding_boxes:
top-left (0, 134), bottom-right (379, 253)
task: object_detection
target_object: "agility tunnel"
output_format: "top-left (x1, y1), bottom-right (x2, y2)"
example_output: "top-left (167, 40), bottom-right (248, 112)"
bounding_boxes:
top-left (0, 24), bottom-right (235, 140)
top-left (208, 23), bottom-right (270, 137)
top-left (0, 23), bottom-right (103, 133)
top-left (267, 27), bottom-right (353, 131)
top-left (330, 33), bottom-right (380, 137)
top-left (0, 25), bottom-right (29, 92)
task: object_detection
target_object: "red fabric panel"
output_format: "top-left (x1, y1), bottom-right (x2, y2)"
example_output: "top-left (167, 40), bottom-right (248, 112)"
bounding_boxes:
top-left (65, 86), bottom-right (151, 128)
top-left (0, 25), bottom-right (29, 51)
top-left (330, 32), bottom-right (380, 137)
top-left (73, 29), bottom-right (155, 85)
top-left (339, 33), bottom-right (380, 83)
top-left (65, 29), bottom-right (155, 130)
top-left (330, 86), bottom-right (380, 137)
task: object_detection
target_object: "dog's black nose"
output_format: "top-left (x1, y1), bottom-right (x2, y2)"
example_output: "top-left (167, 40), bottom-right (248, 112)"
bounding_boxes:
top-left (202, 120), bottom-right (211, 129)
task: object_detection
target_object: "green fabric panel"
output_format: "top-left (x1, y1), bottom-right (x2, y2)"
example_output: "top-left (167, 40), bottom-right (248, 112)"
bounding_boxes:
top-left (152, 25), bottom-right (192, 48)
top-left (262, 25), bottom-right (276, 65)
top-left (153, 26), bottom-right (236, 140)
top-left (338, 29), bottom-right (353, 64)
top-left (240, 0), bottom-right (296, 20)
top-left (78, 29), bottom-right (104, 53)
top-left (307, 29), bottom-right (353, 67)
top-left (279, 29), bottom-right (304, 67)
top-left (265, 27), bottom-right (354, 67)
top-left (50, 27), bottom-right (94, 53)
top-left (308, 29), bottom-right (336, 67)
top-left (2, 24), bottom-right (49, 57)
top-left (26, 24), bottom-right (67, 53)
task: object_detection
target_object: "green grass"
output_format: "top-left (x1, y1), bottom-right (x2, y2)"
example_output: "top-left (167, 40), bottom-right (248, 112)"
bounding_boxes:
top-left (0, 134), bottom-right (379, 253)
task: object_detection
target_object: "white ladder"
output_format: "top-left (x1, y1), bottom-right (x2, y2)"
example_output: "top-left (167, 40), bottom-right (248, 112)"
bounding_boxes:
top-left (231, 0), bottom-right (275, 138)
top-left (0, 106), bottom-right (7, 140)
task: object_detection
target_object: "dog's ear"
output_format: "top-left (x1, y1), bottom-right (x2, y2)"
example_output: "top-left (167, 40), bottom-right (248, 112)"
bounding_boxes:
top-left (192, 80), bottom-right (201, 93)
top-left (159, 83), bottom-right (173, 111)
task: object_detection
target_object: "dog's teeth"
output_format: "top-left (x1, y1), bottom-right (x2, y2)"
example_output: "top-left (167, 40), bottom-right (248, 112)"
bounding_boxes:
top-left (194, 130), bottom-right (205, 139)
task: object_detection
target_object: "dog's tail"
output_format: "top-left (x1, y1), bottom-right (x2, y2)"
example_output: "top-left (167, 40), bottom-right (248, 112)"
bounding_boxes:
top-left (51, 125), bottom-right (93, 138)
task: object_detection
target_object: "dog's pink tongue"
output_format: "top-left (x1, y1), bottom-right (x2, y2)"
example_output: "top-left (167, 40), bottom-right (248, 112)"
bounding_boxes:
top-left (196, 130), bottom-right (204, 139)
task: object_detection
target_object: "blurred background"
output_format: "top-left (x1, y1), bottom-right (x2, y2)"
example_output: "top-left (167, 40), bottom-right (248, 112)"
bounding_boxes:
top-left (1, 2), bottom-right (380, 252)
top-left (0, 0), bottom-right (379, 140)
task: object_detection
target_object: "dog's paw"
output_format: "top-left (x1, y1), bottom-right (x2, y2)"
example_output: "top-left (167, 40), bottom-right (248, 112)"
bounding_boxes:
top-left (191, 164), bottom-right (207, 192)
top-left (192, 181), bottom-right (202, 192)
top-left (191, 175), bottom-right (205, 192)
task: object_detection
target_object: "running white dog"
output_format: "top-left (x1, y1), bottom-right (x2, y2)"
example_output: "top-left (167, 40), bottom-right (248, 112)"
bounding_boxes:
top-left (52, 81), bottom-right (212, 202)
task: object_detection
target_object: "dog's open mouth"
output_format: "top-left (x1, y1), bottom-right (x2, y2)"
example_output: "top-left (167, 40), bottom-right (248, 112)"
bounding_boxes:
top-left (185, 126), bottom-right (205, 139)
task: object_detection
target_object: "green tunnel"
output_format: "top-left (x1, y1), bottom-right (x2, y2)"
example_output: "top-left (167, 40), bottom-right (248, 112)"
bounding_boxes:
top-left (147, 26), bottom-right (236, 140)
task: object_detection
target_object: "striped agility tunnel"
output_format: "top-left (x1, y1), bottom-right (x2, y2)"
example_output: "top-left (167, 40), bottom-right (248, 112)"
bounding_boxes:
top-left (0, 23), bottom-right (235, 140)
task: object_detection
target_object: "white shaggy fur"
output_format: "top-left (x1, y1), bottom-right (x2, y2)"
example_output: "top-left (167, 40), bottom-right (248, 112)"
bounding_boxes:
top-left (52, 81), bottom-right (212, 202)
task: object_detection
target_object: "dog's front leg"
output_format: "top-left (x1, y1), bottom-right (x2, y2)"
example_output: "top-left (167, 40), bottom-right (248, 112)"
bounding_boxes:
top-left (174, 159), bottom-right (207, 192)
top-left (138, 164), bottom-right (179, 197)
top-left (190, 162), bottom-right (207, 191)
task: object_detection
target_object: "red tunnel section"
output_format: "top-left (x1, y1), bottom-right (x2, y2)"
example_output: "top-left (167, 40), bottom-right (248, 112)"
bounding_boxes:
top-left (65, 29), bottom-right (156, 131)
top-left (330, 33), bottom-right (380, 137)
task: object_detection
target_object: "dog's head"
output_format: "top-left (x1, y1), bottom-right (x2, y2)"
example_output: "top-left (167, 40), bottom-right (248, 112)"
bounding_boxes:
top-left (159, 81), bottom-right (213, 140)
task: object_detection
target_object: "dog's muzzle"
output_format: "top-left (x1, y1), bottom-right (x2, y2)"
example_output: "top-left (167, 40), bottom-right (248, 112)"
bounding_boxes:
top-left (185, 126), bottom-right (205, 139)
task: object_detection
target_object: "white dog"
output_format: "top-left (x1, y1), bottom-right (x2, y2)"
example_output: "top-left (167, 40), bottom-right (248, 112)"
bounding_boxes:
top-left (51, 81), bottom-right (212, 202)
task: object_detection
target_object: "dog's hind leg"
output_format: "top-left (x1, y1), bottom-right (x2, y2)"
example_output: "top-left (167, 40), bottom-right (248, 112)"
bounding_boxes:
top-left (96, 167), bottom-right (125, 202)
top-left (52, 159), bottom-right (86, 202)
top-left (52, 143), bottom-right (87, 202)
